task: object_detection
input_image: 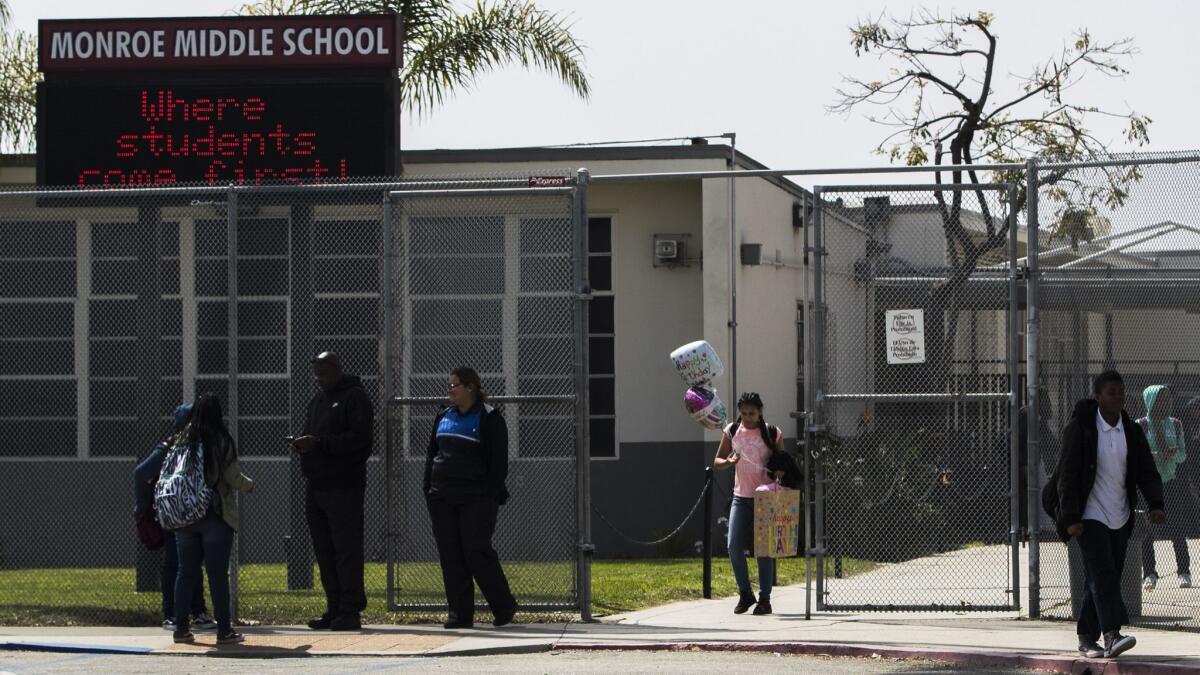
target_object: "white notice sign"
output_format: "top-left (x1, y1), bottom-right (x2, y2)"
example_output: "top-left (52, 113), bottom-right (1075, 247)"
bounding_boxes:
top-left (885, 309), bottom-right (926, 364)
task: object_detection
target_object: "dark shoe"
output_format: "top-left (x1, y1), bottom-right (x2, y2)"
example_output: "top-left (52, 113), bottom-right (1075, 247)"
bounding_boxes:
top-left (733, 592), bottom-right (757, 614)
top-left (161, 618), bottom-right (176, 630)
top-left (330, 613), bottom-right (361, 631)
top-left (1103, 630), bottom-right (1136, 658)
top-left (752, 595), bottom-right (773, 615)
top-left (492, 603), bottom-right (518, 627)
top-left (1078, 637), bottom-right (1103, 658)
top-left (216, 630), bottom-right (245, 645)
top-left (307, 614), bottom-right (334, 630)
top-left (191, 612), bottom-right (217, 630)
top-left (172, 629), bottom-right (195, 644)
top-left (443, 612), bottom-right (473, 629)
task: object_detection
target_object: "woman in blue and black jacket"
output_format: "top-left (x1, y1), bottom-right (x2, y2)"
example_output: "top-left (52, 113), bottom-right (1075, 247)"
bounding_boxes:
top-left (424, 366), bottom-right (517, 629)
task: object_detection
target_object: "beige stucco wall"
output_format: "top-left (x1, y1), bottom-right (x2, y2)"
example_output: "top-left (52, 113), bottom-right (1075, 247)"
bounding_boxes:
top-left (723, 174), bottom-right (807, 430)
top-left (334, 157), bottom-right (730, 449)
top-left (594, 179), bottom-right (706, 445)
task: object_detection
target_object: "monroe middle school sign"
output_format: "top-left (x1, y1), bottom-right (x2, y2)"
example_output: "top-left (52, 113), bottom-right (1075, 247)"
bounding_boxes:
top-left (37, 15), bottom-right (402, 187)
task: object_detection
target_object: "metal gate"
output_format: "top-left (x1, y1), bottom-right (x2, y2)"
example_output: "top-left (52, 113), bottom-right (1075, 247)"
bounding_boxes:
top-left (806, 182), bottom-right (1021, 611)
top-left (381, 178), bottom-right (592, 620)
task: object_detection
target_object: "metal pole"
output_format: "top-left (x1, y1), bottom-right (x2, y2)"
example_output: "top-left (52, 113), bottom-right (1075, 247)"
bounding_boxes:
top-left (1006, 184), bottom-right (1021, 613)
top-left (1025, 159), bottom-right (1042, 618)
top-left (726, 133), bottom-right (738, 403)
top-left (574, 169), bottom-right (595, 621)
top-left (226, 186), bottom-right (240, 624)
top-left (381, 196), bottom-right (395, 612)
top-left (812, 188), bottom-right (827, 610)
top-left (801, 197), bottom-right (814, 621)
top-left (702, 467), bottom-right (713, 599)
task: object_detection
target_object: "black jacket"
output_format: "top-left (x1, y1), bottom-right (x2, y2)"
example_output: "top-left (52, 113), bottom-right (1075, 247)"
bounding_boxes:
top-left (424, 402), bottom-right (509, 505)
top-left (301, 375), bottom-right (375, 490)
top-left (1043, 398), bottom-right (1164, 541)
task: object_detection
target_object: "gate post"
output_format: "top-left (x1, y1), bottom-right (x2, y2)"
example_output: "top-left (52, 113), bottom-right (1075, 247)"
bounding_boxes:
top-left (1025, 159), bottom-right (1042, 618)
top-left (1007, 183), bottom-right (1021, 612)
top-left (574, 169), bottom-right (595, 621)
top-left (382, 195), bottom-right (396, 611)
top-left (227, 185), bottom-right (240, 624)
top-left (811, 187), bottom-right (827, 610)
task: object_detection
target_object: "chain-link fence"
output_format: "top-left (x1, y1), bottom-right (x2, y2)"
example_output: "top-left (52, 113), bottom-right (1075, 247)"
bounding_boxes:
top-left (384, 183), bottom-right (588, 621)
top-left (795, 152), bottom-right (1200, 630)
top-left (5, 153), bottom-right (1200, 631)
top-left (0, 175), bottom-right (586, 626)
top-left (808, 183), bottom-right (1020, 611)
top-left (1032, 153), bottom-right (1200, 631)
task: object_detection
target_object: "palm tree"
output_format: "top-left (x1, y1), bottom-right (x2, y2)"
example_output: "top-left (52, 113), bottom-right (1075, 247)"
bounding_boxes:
top-left (239, 0), bottom-right (590, 116)
top-left (0, 1), bottom-right (41, 154)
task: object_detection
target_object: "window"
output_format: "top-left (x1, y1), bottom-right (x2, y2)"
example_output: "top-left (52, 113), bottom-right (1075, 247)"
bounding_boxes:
top-left (588, 217), bottom-right (616, 458)
top-left (0, 220), bottom-right (77, 456)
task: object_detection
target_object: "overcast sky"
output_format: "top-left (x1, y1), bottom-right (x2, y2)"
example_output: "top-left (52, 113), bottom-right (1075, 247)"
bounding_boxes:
top-left (11, 0), bottom-right (1199, 176)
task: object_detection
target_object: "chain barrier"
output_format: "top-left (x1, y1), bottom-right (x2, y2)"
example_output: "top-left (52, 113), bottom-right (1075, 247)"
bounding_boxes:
top-left (592, 473), bottom-right (713, 547)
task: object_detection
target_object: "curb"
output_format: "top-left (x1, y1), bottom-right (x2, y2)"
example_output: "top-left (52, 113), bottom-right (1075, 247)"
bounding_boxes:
top-left (0, 641), bottom-right (154, 656)
top-left (557, 641), bottom-right (1200, 674)
top-left (0, 638), bottom-right (554, 660)
top-left (5, 636), bottom-right (1198, 672)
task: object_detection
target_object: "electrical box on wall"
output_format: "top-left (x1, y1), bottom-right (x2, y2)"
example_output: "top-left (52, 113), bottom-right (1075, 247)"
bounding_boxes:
top-left (653, 233), bottom-right (693, 267)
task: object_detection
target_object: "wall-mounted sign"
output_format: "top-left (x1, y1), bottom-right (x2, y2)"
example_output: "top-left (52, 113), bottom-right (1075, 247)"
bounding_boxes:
top-left (39, 15), bottom-right (402, 72)
top-left (37, 15), bottom-right (402, 187)
top-left (885, 309), bottom-right (926, 364)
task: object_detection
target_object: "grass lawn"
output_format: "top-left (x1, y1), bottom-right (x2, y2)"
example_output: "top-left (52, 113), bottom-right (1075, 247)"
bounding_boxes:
top-left (0, 557), bottom-right (876, 626)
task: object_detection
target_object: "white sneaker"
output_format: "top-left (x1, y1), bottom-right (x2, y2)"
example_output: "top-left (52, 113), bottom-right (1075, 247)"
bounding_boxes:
top-left (1181, 573), bottom-right (1193, 589)
top-left (1143, 573), bottom-right (1159, 591)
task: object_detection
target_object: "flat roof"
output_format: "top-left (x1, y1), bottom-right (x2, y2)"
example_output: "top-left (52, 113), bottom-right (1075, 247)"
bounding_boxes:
top-left (0, 144), bottom-right (811, 199)
top-left (400, 143), bottom-right (810, 200)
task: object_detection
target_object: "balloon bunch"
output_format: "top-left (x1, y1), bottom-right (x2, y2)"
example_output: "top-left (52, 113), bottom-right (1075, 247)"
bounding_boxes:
top-left (669, 340), bottom-right (728, 430)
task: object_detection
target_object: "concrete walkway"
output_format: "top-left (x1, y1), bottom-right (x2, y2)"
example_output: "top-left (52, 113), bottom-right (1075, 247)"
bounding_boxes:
top-left (3, 581), bottom-right (1200, 673)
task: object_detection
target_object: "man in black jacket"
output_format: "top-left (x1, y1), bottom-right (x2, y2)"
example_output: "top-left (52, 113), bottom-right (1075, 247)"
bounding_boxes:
top-left (1048, 370), bottom-right (1165, 659)
top-left (290, 352), bottom-right (374, 631)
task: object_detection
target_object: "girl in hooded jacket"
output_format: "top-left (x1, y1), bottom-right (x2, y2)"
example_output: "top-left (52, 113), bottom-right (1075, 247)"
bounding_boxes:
top-left (1136, 385), bottom-right (1191, 590)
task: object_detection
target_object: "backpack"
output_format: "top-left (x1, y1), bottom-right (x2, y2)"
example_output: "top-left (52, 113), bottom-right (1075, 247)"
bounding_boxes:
top-left (727, 420), bottom-right (779, 453)
top-left (154, 437), bottom-right (214, 531)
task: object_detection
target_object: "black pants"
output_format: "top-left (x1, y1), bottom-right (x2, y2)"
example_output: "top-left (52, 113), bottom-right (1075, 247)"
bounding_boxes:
top-left (1077, 519), bottom-right (1131, 640)
top-left (305, 486), bottom-right (367, 616)
top-left (427, 496), bottom-right (516, 622)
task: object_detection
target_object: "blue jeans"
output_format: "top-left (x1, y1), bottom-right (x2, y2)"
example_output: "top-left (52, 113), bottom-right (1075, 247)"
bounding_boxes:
top-left (162, 531), bottom-right (206, 620)
top-left (174, 509), bottom-right (234, 632)
top-left (728, 496), bottom-right (775, 598)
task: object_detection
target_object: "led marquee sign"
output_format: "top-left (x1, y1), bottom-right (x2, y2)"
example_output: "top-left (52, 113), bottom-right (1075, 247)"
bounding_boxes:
top-left (37, 15), bottom-right (401, 187)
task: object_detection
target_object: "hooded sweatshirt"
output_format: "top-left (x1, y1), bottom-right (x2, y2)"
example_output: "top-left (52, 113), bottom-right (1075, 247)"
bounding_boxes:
top-left (301, 374), bottom-right (375, 490)
top-left (1137, 385), bottom-right (1188, 482)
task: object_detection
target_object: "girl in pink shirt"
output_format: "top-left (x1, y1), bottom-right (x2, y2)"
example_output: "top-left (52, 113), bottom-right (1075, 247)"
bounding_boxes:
top-left (714, 392), bottom-right (784, 615)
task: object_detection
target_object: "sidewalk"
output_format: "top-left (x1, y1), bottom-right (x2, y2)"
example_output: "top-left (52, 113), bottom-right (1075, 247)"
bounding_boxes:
top-left (3, 582), bottom-right (1199, 673)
